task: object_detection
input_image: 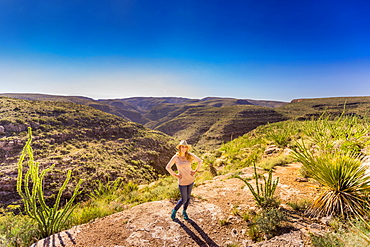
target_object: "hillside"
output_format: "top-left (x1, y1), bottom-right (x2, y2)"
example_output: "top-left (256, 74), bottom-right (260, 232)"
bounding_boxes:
top-left (0, 94), bottom-right (287, 121)
top-left (278, 96), bottom-right (370, 119)
top-left (0, 93), bottom-right (144, 123)
top-left (153, 105), bottom-right (288, 149)
top-left (145, 96), bottom-right (370, 149)
top-left (0, 94), bottom-right (289, 149)
top-left (0, 97), bottom-right (176, 206)
top-left (3, 94), bottom-right (370, 152)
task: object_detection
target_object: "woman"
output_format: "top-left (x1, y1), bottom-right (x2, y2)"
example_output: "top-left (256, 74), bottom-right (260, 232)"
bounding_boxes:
top-left (166, 140), bottom-right (202, 220)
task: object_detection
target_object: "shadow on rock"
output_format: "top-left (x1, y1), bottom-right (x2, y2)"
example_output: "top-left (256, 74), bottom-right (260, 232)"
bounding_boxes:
top-left (174, 218), bottom-right (219, 247)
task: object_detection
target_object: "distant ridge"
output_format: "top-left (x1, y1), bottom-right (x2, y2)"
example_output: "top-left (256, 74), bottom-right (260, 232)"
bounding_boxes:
top-left (2, 93), bottom-right (370, 149)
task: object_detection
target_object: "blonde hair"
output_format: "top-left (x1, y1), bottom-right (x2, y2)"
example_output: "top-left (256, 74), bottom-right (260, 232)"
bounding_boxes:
top-left (177, 145), bottom-right (193, 161)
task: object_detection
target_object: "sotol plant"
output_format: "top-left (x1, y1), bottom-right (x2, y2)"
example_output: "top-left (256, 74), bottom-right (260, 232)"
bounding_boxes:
top-left (293, 144), bottom-right (370, 218)
top-left (292, 114), bottom-right (370, 218)
top-left (17, 127), bottom-right (83, 237)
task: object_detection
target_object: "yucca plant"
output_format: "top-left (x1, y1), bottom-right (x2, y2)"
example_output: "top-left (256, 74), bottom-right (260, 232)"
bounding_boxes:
top-left (17, 127), bottom-right (83, 238)
top-left (293, 141), bottom-right (370, 218)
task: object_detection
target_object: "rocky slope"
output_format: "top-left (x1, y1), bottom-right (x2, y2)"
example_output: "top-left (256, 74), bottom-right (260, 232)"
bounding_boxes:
top-left (0, 94), bottom-right (289, 149)
top-left (153, 105), bottom-right (288, 149)
top-left (32, 163), bottom-right (327, 247)
top-left (0, 97), bottom-right (176, 206)
top-left (5, 94), bottom-right (370, 152)
top-left (280, 96), bottom-right (370, 120)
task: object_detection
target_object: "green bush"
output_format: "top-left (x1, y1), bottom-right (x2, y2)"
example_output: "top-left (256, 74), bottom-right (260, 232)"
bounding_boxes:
top-left (255, 208), bottom-right (286, 239)
top-left (88, 178), bottom-right (125, 201)
top-left (266, 128), bottom-right (291, 147)
top-left (311, 232), bottom-right (343, 247)
top-left (247, 208), bottom-right (286, 241)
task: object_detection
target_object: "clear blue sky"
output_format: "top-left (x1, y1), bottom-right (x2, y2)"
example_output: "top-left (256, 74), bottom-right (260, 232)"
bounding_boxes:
top-left (1, 0), bottom-right (369, 102)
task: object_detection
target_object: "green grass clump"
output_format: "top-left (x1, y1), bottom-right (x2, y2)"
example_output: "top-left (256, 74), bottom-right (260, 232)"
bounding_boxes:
top-left (67, 176), bottom-right (180, 228)
top-left (286, 199), bottom-right (312, 212)
top-left (0, 209), bottom-right (40, 247)
top-left (257, 154), bottom-right (294, 170)
top-left (219, 219), bottom-right (230, 226)
top-left (310, 219), bottom-right (370, 247)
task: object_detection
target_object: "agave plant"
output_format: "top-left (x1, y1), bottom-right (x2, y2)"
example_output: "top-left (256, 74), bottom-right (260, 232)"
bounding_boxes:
top-left (293, 142), bottom-right (370, 218)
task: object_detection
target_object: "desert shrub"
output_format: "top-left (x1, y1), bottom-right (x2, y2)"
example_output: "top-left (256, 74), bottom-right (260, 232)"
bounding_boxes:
top-left (247, 208), bottom-right (286, 241)
top-left (134, 180), bottom-right (180, 203)
top-left (300, 114), bottom-right (369, 153)
top-left (231, 205), bottom-right (240, 216)
top-left (310, 232), bottom-right (343, 247)
top-left (219, 219), bottom-right (230, 226)
top-left (88, 178), bottom-right (125, 201)
top-left (255, 208), bottom-right (286, 239)
top-left (196, 170), bottom-right (214, 183)
top-left (291, 114), bottom-right (370, 218)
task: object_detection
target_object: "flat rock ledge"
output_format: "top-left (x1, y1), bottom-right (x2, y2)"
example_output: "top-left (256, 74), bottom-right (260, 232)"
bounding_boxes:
top-left (32, 200), bottom-right (314, 247)
top-left (32, 164), bottom-right (322, 247)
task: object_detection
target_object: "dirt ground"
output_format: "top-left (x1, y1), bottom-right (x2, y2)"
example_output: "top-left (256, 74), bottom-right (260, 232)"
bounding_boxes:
top-left (32, 163), bottom-right (325, 247)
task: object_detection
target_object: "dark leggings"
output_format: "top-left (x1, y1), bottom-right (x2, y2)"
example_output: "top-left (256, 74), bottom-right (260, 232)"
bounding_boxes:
top-left (174, 182), bottom-right (194, 211)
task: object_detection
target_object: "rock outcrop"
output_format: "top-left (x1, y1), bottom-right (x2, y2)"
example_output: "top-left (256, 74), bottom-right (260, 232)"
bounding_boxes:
top-left (32, 163), bottom-right (326, 247)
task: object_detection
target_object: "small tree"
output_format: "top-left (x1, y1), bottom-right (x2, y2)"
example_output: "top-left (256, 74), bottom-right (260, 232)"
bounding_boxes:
top-left (17, 127), bottom-right (83, 237)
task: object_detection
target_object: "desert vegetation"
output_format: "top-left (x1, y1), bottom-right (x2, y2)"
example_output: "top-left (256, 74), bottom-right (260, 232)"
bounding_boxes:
top-left (207, 112), bottom-right (370, 246)
top-left (2, 96), bottom-right (370, 246)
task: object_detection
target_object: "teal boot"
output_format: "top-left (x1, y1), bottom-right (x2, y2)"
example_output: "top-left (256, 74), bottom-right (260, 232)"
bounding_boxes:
top-left (171, 209), bottom-right (177, 220)
top-left (182, 210), bottom-right (189, 220)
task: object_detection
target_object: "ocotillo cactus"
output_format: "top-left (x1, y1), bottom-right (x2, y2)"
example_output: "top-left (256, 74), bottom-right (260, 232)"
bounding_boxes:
top-left (236, 163), bottom-right (279, 209)
top-left (16, 127), bottom-right (83, 237)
